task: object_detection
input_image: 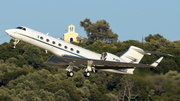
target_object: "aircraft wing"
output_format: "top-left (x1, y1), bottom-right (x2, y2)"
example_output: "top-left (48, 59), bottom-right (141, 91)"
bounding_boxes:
top-left (44, 55), bottom-right (162, 69)
top-left (44, 55), bottom-right (69, 66)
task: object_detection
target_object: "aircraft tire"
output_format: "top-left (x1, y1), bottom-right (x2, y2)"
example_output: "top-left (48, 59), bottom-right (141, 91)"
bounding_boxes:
top-left (13, 45), bottom-right (16, 49)
top-left (83, 72), bottom-right (90, 77)
top-left (67, 72), bottom-right (74, 77)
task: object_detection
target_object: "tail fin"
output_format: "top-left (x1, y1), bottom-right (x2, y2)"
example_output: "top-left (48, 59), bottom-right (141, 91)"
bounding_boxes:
top-left (120, 46), bottom-right (146, 63)
top-left (119, 46), bottom-right (147, 74)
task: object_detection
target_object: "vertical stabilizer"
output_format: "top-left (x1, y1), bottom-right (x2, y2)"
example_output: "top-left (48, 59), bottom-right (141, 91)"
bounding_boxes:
top-left (120, 46), bottom-right (146, 63)
top-left (119, 46), bottom-right (146, 74)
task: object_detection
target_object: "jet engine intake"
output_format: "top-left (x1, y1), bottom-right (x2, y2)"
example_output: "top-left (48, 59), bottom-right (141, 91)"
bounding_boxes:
top-left (100, 52), bottom-right (120, 62)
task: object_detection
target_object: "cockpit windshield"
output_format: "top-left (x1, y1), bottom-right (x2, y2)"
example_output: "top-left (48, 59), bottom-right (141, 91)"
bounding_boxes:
top-left (16, 27), bottom-right (26, 31)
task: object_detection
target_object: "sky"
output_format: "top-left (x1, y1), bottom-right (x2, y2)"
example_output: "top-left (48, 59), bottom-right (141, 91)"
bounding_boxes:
top-left (0, 0), bottom-right (180, 44)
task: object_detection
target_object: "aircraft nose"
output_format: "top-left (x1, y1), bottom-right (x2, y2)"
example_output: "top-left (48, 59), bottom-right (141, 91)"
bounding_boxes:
top-left (5, 29), bottom-right (15, 36)
top-left (5, 30), bottom-right (10, 34)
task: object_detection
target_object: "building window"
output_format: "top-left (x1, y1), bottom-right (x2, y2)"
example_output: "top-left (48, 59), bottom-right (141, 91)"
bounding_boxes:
top-left (65, 46), bottom-right (68, 49)
top-left (58, 43), bottom-right (61, 47)
top-left (77, 50), bottom-right (80, 54)
top-left (46, 39), bottom-right (49, 42)
top-left (70, 48), bottom-right (74, 51)
top-left (40, 36), bottom-right (43, 40)
top-left (52, 41), bottom-right (55, 44)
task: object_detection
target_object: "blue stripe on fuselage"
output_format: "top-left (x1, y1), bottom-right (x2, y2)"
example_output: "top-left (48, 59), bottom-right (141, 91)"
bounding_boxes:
top-left (15, 32), bottom-right (85, 58)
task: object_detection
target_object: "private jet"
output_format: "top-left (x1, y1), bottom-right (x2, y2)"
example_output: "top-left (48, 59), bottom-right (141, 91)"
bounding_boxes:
top-left (5, 26), bottom-right (173, 77)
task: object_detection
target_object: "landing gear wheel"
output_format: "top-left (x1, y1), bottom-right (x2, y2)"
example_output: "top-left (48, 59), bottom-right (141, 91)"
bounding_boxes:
top-left (13, 45), bottom-right (16, 49)
top-left (83, 72), bottom-right (91, 77)
top-left (67, 72), bottom-right (74, 77)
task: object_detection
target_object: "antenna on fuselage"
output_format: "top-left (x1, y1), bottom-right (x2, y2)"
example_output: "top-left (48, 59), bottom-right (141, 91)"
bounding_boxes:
top-left (46, 32), bottom-right (49, 35)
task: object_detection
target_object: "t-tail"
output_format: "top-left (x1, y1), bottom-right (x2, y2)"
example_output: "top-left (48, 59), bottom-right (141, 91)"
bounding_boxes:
top-left (118, 46), bottom-right (170, 74)
top-left (119, 46), bottom-right (147, 74)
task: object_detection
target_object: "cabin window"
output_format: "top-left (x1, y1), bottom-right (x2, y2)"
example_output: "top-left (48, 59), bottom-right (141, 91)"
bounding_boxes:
top-left (70, 48), bottom-right (74, 51)
top-left (16, 27), bottom-right (23, 29)
top-left (22, 28), bottom-right (26, 31)
top-left (46, 39), bottom-right (49, 42)
top-left (58, 43), bottom-right (61, 47)
top-left (40, 36), bottom-right (43, 40)
top-left (65, 46), bottom-right (68, 49)
top-left (16, 27), bottom-right (26, 31)
top-left (77, 50), bottom-right (80, 54)
top-left (52, 41), bottom-right (55, 44)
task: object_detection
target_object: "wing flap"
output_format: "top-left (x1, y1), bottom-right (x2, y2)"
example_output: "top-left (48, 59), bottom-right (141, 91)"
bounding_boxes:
top-left (44, 55), bottom-right (163, 69)
top-left (59, 55), bottom-right (154, 69)
top-left (44, 55), bottom-right (69, 66)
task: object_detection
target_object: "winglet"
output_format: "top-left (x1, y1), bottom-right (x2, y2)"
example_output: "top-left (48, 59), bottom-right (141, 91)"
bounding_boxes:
top-left (150, 57), bottom-right (164, 67)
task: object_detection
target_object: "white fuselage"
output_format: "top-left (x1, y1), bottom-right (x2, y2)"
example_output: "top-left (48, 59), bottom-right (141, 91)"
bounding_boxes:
top-left (6, 27), bottom-right (101, 59)
top-left (5, 26), bottom-right (135, 74)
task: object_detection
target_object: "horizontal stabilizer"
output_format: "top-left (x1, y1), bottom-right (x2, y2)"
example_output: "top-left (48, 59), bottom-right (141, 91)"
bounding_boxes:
top-left (144, 50), bottom-right (173, 57)
top-left (150, 57), bottom-right (163, 67)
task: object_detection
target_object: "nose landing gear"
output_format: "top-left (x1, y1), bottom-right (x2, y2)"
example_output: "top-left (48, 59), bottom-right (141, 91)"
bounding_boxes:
top-left (13, 39), bottom-right (20, 48)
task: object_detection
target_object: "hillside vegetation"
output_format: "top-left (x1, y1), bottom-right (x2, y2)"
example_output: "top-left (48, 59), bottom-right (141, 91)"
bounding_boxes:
top-left (0, 33), bottom-right (180, 101)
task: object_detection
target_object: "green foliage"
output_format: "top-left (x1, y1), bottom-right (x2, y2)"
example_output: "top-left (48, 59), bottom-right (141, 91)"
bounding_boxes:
top-left (89, 87), bottom-right (111, 101)
top-left (145, 71), bottom-right (180, 100)
top-left (22, 44), bottom-right (44, 69)
top-left (55, 89), bottom-right (69, 101)
top-left (151, 58), bottom-right (179, 74)
top-left (80, 18), bottom-right (118, 44)
top-left (2, 69), bottom-right (30, 85)
top-left (17, 90), bottom-right (41, 101)
top-left (0, 94), bottom-right (13, 101)
top-left (1, 32), bottom-right (180, 100)
top-left (42, 80), bottom-right (80, 101)
top-left (145, 33), bottom-right (164, 42)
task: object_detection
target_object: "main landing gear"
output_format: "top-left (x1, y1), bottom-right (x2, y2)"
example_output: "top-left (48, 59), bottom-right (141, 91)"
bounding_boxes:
top-left (67, 71), bottom-right (74, 77)
top-left (83, 60), bottom-right (93, 77)
top-left (66, 60), bottom-right (94, 77)
top-left (83, 72), bottom-right (90, 77)
top-left (66, 62), bottom-right (75, 77)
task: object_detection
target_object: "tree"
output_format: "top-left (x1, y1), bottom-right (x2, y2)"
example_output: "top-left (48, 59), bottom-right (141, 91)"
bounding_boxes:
top-left (2, 69), bottom-right (29, 85)
top-left (37, 89), bottom-right (55, 101)
top-left (117, 76), bottom-right (140, 101)
top-left (42, 80), bottom-right (80, 101)
top-left (145, 34), bottom-right (163, 42)
top-left (55, 89), bottom-right (69, 101)
top-left (89, 87), bottom-right (111, 101)
top-left (17, 90), bottom-right (41, 101)
top-left (0, 94), bottom-right (13, 101)
top-left (22, 44), bottom-right (44, 69)
top-left (80, 18), bottom-right (118, 44)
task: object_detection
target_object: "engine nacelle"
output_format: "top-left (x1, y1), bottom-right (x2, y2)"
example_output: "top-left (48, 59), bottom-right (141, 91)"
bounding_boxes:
top-left (100, 52), bottom-right (120, 62)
